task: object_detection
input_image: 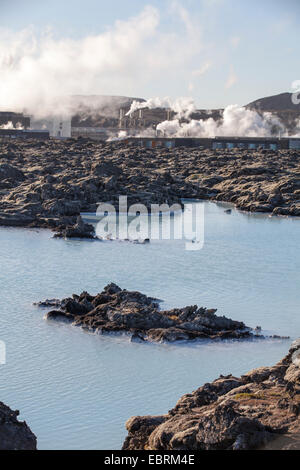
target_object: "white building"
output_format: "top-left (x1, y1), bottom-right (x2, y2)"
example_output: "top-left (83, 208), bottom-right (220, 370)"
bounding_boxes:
top-left (30, 116), bottom-right (71, 138)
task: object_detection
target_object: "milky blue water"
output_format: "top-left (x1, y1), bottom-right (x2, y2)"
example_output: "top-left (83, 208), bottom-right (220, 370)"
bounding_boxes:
top-left (0, 201), bottom-right (299, 449)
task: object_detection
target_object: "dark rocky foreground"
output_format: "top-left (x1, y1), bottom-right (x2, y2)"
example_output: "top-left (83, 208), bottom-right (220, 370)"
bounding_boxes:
top-left (0, 138), bottom-right (300, 231)
top-left (0, 401), bottom-right (37, 450)
top-left (37, 283), bottom-right (286, 343)
top-left (123, 339), bottom-right (300, 451)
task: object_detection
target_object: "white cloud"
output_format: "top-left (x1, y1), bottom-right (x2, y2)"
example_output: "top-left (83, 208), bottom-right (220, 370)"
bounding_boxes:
top-left (225, 65), bottom-right (238, 89)
top-left (192, 62), bottom-right (212, 77)
top-left (187, 62), bottom-right (212, 95)
top-left (230, 36), bottom-right (241, 48)
top-left (188, 82), bottom-right (195, 92)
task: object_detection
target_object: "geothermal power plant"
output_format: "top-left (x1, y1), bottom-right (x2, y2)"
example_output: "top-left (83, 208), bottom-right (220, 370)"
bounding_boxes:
top-left (1, 92), bottom-right (300, 149)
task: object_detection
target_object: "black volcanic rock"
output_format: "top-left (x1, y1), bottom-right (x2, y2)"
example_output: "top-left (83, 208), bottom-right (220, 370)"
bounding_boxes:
top-left (38, 284), bottom-right (284, 344)
top-left (54, 216), bottom-right (95, 239)
top-left (0, 163), bottom-right (25, 181)
top-left (0, 139), bottom-right (300, 230)
top-left (0, 401), bottom-right (37, 450)
top-left (123, 339), bottom-right (300, 451)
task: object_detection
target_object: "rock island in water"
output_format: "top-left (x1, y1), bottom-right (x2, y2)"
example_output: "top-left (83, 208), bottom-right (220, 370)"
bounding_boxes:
top-left (37, 283), bottom-right (286, 344)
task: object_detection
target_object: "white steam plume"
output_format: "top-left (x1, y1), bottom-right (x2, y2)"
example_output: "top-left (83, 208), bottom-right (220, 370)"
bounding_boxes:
top-left (156, 105), bottom-right (287, 138)
top-left (107, 130), bottom-right (128, 142)
top-left (0, 121), bottom-right (24, 130)
top-left (0, 6), bottom-right (159, 118)
top-left (0, 5), bottom-right (204, 120)
top-left (126, 97), bottom-right (196, 119)
top-left (292, 119), bottom-right (300, 138)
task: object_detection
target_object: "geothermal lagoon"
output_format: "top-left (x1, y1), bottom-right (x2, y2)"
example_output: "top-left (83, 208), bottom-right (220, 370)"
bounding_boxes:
top-left (0, 201), bottom-right (299, 449)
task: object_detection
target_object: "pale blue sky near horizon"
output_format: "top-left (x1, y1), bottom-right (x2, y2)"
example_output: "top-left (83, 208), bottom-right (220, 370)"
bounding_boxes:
top-left (1, 0), bottom-right (299, 108)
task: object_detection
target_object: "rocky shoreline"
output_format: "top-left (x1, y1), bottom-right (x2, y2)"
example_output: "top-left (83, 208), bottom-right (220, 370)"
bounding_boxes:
top-left (53, 215), bottom-right (95, 239)
top-left (36, 283), bottom-right (287, 344)
top-left (123, 339), bottom-right (300, 450)
top-left (0, 139), bottom-right (299, 232)
top-left (0, 401), bottom-right (37, 450)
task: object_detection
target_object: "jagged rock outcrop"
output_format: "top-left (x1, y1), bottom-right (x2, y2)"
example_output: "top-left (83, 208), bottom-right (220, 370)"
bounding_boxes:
top-left (53, 215), bottom-right (95, 239)
top-left (0, 401), bottom-right (37, 450)
top-left (122, 339), bottom-right (300, 450)
top-left (36, 283), bottom-right (285, 344)
top-left (0, 139), bottom-right (299, 230)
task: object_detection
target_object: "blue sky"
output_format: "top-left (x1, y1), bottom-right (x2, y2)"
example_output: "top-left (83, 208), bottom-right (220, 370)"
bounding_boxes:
top-left (1, 0), bottom-right (299, 108)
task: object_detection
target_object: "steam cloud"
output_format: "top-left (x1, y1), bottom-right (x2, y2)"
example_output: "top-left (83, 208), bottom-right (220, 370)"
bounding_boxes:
top-left (0, 5), bottom-right (202, 119)
top-left (0, 121), bottom-right (24, 130)
top-left (127, 97), bottom-right (196, 119)
top-left (0, 4), bottom-right (299, 138)
top-left (124, 99), bottom-right (300, 138)
top-left (156, 105), bottom-right (288, 138)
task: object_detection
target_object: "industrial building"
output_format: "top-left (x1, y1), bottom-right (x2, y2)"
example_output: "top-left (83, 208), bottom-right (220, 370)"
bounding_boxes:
top-left (0, 111), bottom-right (30, 129)
top-left (119, 107), bottom-right (174, 134)
top-left (1, 122), bottom-right (299, 150)
top-left (0, 112), bottom-right (70, 139)
top-left (31, 117), bottom-right (71, 138)
top-left (127, 136), bottom-right (300, 151)
top-left (71, 127), bottom-right (116, 140)
top-left (0, 128), bottom-right (49, 139)
top-left (1, 107), bottom-right (299, 149)
top-left (118, 107), bottom-right (223, 135)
